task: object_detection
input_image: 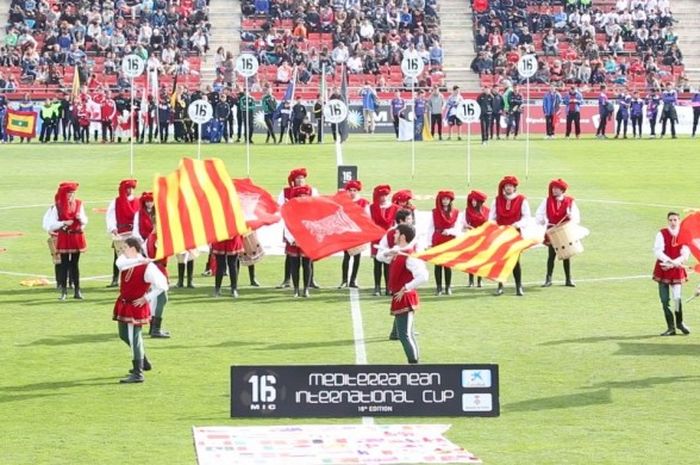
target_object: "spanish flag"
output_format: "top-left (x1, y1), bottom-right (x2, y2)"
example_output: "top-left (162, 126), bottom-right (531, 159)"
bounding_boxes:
top-left (5, 109), bottom-right (37, 138)
top-left (414, 222), bottom-right (539, 283)
top-left (153, 158), bottom-right (250, 259)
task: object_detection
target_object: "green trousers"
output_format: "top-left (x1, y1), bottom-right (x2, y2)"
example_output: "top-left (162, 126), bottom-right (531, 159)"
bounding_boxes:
top-left (118, 322), bottom-right (144, 360)
top-left (394, 312), bottom-right (419, 364)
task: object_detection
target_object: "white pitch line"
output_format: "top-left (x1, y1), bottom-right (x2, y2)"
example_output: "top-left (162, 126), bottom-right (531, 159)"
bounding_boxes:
top-left (349, 288), bottom-right (374, 425)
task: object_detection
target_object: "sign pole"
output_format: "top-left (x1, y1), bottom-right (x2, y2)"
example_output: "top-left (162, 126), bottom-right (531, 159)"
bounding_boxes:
top-left (467, 121), bottom-right (472, 186)
top-left (526, 76), bottom-right (530, 180)
top-left (245, 78), bottom-right (250, 175)
top-left (411, 79), bottom-right (415, 179)
top-left (129, 77), bottom-right (134, 175)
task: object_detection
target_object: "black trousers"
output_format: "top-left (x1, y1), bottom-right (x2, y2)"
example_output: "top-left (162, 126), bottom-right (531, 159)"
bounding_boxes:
top-left (434, 265), bottom-right (452, 290)
top-left (373, 257), bottom-right (389, 290)
top-left (289, 255), bottom-right (311, 290)
top-left (596, 111), bottom-right (608, 136)
top-left (546, 244), bottom-right (571, 281)
top-left (279, 120), bottom-right (289, 142)
top-left (480, 115), bottom-right (491, 142)
top-left (62, 117), bottom-right (72, 141)
top-left (102, 120), bottom-right (113, 141)
top-left (291, 118), bottom-right (303, 143)
top-left (616, 113), bottom-right (628, 137)
top-left (40, 120), bottom-right (54, 142)
top-left (330, 123), bottom-right (338, 141)
top-left (693, 108), bottom-right (700, 137)
top-left (58, 252), bottom-right (80, 290)
top-left (631, 115), bottom-right (643, 137)
top-left (430, 113), bottom-right (442, 138)
top-left (316, 118), bottom-right (323, 142)
top-left (661, 115), bottom-right (676, 137)
top-left (215, 254), bottom-right (239, 290)
top-left (506, 112), bottom-right (521, 137)
top-left (236, 110), bottom-right (243, 140)
top-left (159, 123), bottom-right (169, 142)
top-left (341, 252), bottom-right (361, 284)
top-left (392, 115), bottom-right (400, 138)
top-left (264, 113), bottom-right (276, 142)
top-left (490, 112), bottom-right (501, 138)
top-left (545, 115), bottom-right (555, 136)
top-left (241, 112), bottom-right (254, 141)
top-left (565, 111), bottom-right (580, 137)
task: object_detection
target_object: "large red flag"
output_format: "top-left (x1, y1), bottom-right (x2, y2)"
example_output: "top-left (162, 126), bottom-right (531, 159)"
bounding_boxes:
top-left (678, 211), bottom-right (700, 273)
top-left (232, 178), bottom-right (281, 230)
top-left (281, 192), bottom-right (385, 261)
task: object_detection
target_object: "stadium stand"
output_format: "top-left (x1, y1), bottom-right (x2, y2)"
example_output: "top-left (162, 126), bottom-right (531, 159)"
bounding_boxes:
top-left (0, 0), bottom-right (210, 100)
top-left (470, 0), bottom-right (688, 96)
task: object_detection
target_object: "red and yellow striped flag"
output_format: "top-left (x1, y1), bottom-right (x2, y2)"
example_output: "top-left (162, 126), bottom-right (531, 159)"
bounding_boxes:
top-left (153, 158), bottom-right (249, 259)
top-left (413, 222), bottom-right (539, 283)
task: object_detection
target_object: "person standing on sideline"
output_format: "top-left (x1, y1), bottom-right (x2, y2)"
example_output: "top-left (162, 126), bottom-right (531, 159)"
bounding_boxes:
top-left (506, 84), bottom-right (523, 139)
top-left (660, 82), bottom-right (678, 139)
top-left (464, 190), bottom-right (489, 287)
top-left (113, 237), bottom-right (168, 383)
top-left (615, 88), bottom-right (630, 139)
top-left (563, 85), bottom-right (582, 139)
top-left (43, 182), bottom-right (88, 301)
top-left (542, 85), bottom-right (561, 139)
top-left (477, 86), bottom-right (493, 145)
top-left (413, 89), bottom-right (427, 141)
top-left (238, 88), bottom-right (256, 143)
top-left (428, 86), bottom-right (444, 140)
top-left (338, 180), bottom-right (369, 289)
top-left (328, 86), bottom-right (342, 141)
top-left (106, 179), bottom-right (139, 288)
top-left (536, 179), bottom-right (580, 288)
top-left (291, 99), bottom-right (307, 144)
top-left (370, 185), bottom-right (399, 296)
top-left (262, 86), bottom-right (277, 144)
top-left (445, 85), bottom-right (463, 141)
top-left (427, 191), bottom-right (459, 295)
top-left (390, 90), bottom-right (405, 140)
top-left (489, 176), bottom-right (530, 296)
top-left (630, 91), bottom-right (644, 139)
top-left (490, 86), bottom-right (503, 140)
top-left (278, 100), bottom-right (292, 143)
top-left (653, 212), bottom-right (690, 336)
top-left (377, 224), bottom-right (428, 364)
top-left (646, 88), bottom-right (661, 138)
top-left (313, 94), bottom-right (323, 143)
top-left (131, 191), bottom-right (170, 338)
top-left (360, 82), bottom-right (378, 133)
top-left (596, 84), bottom-right (611, 139)
top-left (691, 91), bottom-right (700, 138)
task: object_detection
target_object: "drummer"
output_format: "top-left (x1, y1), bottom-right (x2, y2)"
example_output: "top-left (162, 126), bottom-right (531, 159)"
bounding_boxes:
top-left (535, 178), bottom-right (580, 288)
top-left (339, 180), bottom-right (369, 289)
top-left (106, 179), bottom-right (139, 288)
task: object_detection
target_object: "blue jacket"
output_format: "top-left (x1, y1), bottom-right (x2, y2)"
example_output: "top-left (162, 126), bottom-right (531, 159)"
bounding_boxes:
top-left (542, 91), bottom-right (561, 116)
top-left (562, 91), bottom-right (583, 114)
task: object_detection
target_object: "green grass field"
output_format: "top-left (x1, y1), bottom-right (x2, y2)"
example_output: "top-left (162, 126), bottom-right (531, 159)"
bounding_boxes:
top-left (1, 134), bottom-right (699, 465)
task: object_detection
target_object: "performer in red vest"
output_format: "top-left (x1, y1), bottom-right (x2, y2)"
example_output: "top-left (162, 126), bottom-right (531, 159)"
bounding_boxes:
top-left (338, 180), bottom-right (369, 289)
top-left (535, 178), bottom-right (580, 287)
top-left (284, 185), bottom-right (314, 297)
top-left (106, 179), bottom-right (139, 287)
top-left (653, 212), bottom-right (690, 336)
top-left (43, 182), bottom-right (88, 300)
top-left (277, 168), bottom-right (319, 289)
top-left (113, 237), bottom-right (168, 383)
top-left (100, 90), bottom-right (117, 143)
top-left (427, 190), bottom-right (459, 295)
top-left (488, 175), bottom-right (530, 296)
top-left (132, 191), bottom-right (171, 338)
top-left (211, 234), bottom-right (244, 298)
top-left (370, 185), bottom-right (399, 296)
top-left (377, 224), bottom-right (428, 363)
top-left (465, 190), bottom-right (490, 288)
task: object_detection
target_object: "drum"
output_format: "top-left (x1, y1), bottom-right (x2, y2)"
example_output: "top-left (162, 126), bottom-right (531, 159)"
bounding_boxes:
top-left (47, 236), bottom-right (61, 264)
top-left (548, 221), bottom-right (584, 260)
top-left (240, 231), bottom-right (265, 266)
top-left (347, 243), bottom-right (368, 256)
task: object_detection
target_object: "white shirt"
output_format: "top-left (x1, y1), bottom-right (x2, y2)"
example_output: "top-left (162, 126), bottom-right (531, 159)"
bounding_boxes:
top-left (535, 196), bottom-right (581, 226)
top-left (653, 227), bottom-right (690, 263)
top-left (105, 196), bottom-right (136, 235)
top-left (488, 194), bottom-right (531, 230)
top-left (42, 203), bottom-right (88, 232)
top-left (116, 255), bottom-right (169, 302)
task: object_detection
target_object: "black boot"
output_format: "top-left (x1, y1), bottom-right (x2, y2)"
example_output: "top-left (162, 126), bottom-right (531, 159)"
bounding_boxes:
top-left (176, 263), bottom-right (185, 288)
top-left (59, 286), bottom-right (68, 301)
top-left (186, 261), bottom-right (195, 288)
top-left (130, 355), bottom-right (152, 373)
top-left (468, 274), bottom-right (474, 288)
top-left (151, 317), bottom-right (171, 338)
top-left (293, 287), bottom-right (300, 298)
top-left (563, 259), bottom-right (575, 287)
top-left (660, 302), bottom-right (676, 336)
top-left (148, 317), bottom-right (154, 336)
top-left (73, 287), bottom-right (83, 300)
top-left (477, 277), bottom-right (482, 288)
top-left (675, 302), bottom-right (690, 335)
top-left (542, 275), bottom-right (552, 287)
top-left (248, 266), bottom-right (260, 287)
top-left (120, 359), bottom-right (144, 383)
top-left (373, 286), bottom-right (381, 297)
top-left (302, 287), bottom-right (310, 298)
top-left (495, 283), bottom-right (504, 296)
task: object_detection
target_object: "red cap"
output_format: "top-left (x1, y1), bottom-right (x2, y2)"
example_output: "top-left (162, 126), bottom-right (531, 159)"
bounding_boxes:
top-left (498, 175), bottom-right (519, 195)
top-left (435, 190), bottom-right (455, 209)
top-left (548, 178), bottom-right (568, 196)
top-left (392, 189), bottom-right (413, 205)
top-left (467, 190), bottom-right (488, 203)
top-left (372, 184), bottom-right (391, 202)
top-left (344, 180), bottom-right (362, 191)
top-left (140, 191), bottom-right (154, 205)
top-left (119, 179), bottom-right (137, 197)
top-left (287, 168), bottom-right (308, 186)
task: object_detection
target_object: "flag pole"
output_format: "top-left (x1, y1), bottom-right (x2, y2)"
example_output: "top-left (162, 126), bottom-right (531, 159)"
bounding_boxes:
top-left (245, 76), bottom-right (250, 176)
top-left (525, 76), bottom-right (530, 180)
top-left (467, 121), bottom-right (472, 186)
top-left (153, 69), bottom-right (161, 144)
top-left (129, 77), bottom-right (134, 175)
top-left (411, 78), bottom-right (415, 179)
top-left (197, 123), bottom-right (202, 160)
top-left (321, 67), bottom-right (325, 144)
